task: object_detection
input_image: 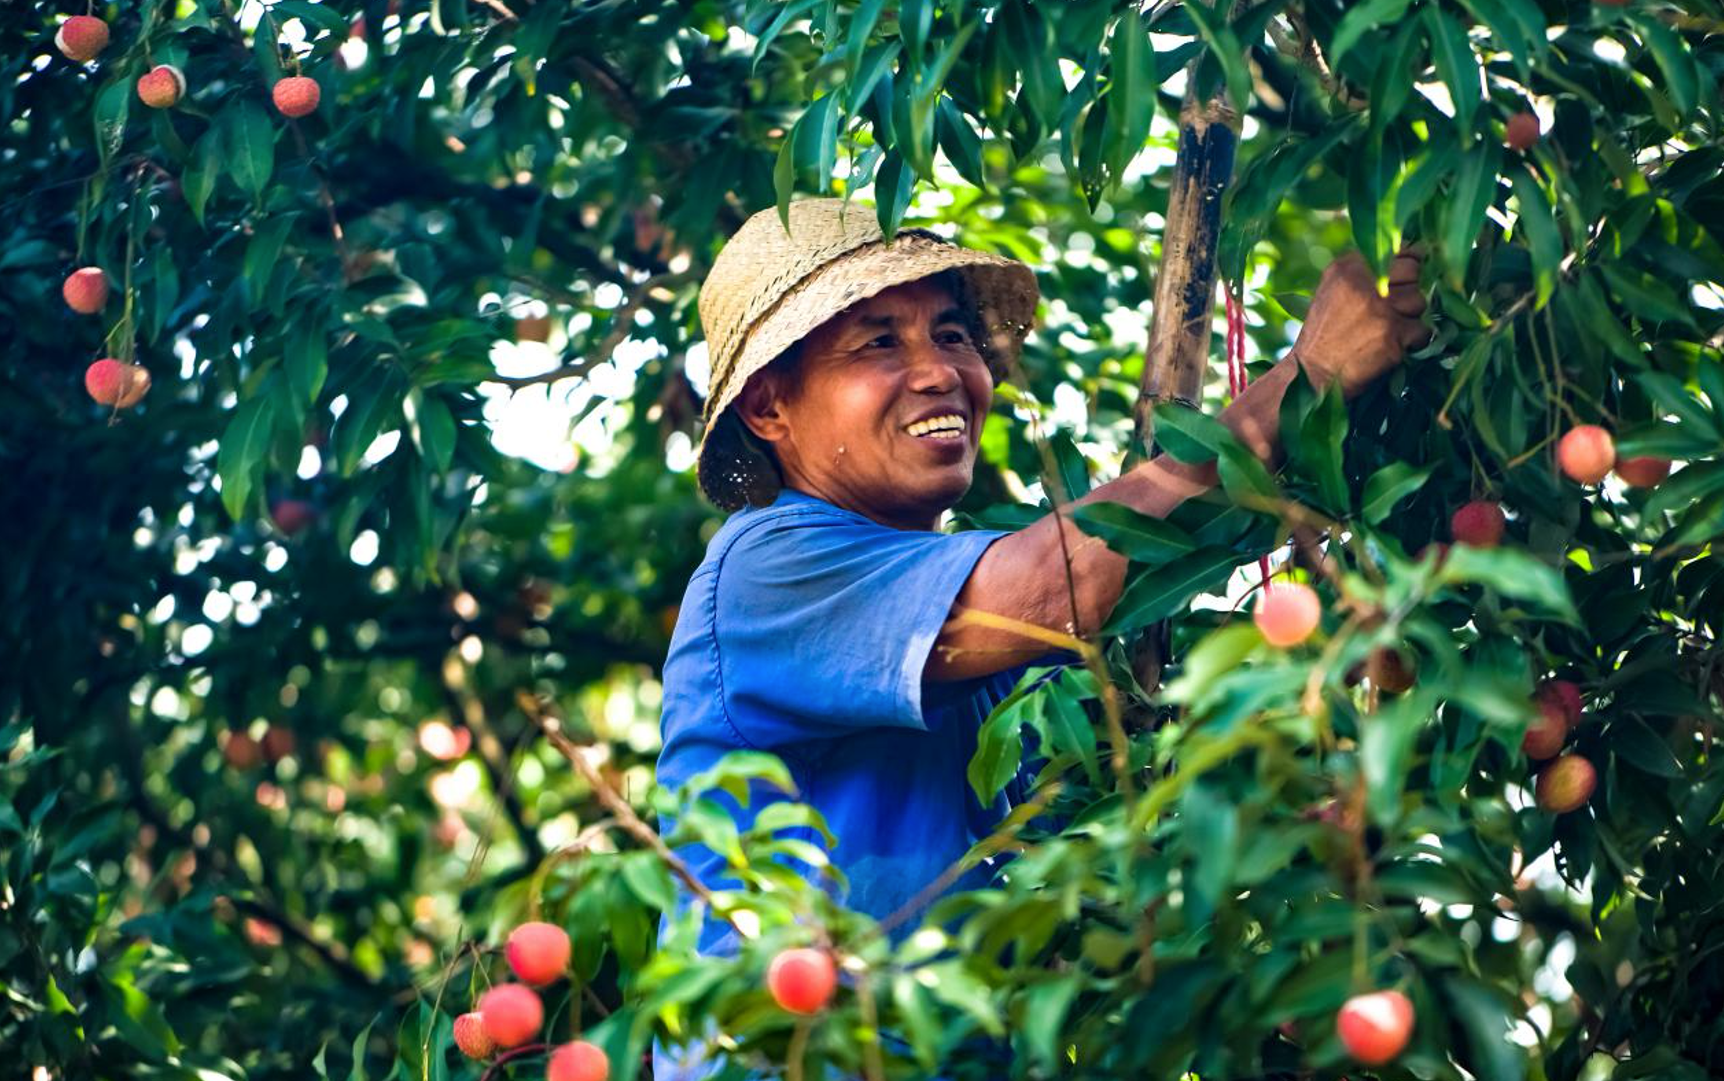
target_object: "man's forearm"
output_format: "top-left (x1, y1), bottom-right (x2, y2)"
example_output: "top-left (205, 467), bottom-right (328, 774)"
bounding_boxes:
top-left (929, 354), bottom-right (1316, 681)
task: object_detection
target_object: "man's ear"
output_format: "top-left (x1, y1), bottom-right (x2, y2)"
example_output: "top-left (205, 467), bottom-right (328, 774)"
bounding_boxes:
top-left (735, 371), bottom-right (791, 445)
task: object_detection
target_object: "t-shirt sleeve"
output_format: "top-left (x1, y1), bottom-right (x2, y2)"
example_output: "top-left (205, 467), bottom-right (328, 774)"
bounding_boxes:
top-left (711, 509), bottom-right (1007, 745)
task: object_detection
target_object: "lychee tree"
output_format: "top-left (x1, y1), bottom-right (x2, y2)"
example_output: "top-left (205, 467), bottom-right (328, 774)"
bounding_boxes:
top-left (1, 1), bottom-right (1720, 1080)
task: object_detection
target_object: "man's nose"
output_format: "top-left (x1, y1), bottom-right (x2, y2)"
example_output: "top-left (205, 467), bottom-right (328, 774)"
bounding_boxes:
top-left (904, 338), bottom-right (962, 392)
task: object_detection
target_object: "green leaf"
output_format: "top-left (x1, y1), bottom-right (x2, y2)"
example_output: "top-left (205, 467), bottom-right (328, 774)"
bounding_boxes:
top-left (220, 101), bottom-right (277, 203)
top-left (1424, 7), bottom-right (1481, 141)
top-left (1103, 547), bottom-right (1240, 635)
top-left (1183, 0), bottom-right (1251, 114)
top-left (1441, 975), bottom-right (1527, 1081)
top-left (332, 367), bottom-right (406, 477)
top-left (182, 131), bottom-right (219, 227)
top-left (1610, 715), bottom-right (1681, 778)
top-left (936, 98), bottom-right (985, 189)
top-left (874, 150), bottom-right (915, 239)
top-left (93, 79), bottom-right (131, 170)
top-left (348, 1016), bottom-right (376, 1081)
top-left (969, 695), bottom-right (1029, 804)
top-left (1217, 441), bottom-right (1282, 510)
top-left (1509, 169), bottom-right (1562, 310)
top-left (1628, 13), bottom-right (1698, 119)
top-left (1329, 0), bottom-right (1413, 66)
top-left (1101, 12), bottom-right (1155, 192)
top-left (1360, 461), bottom-right (1435, 524)
top-left (1600, 263), bottom-right (1700, 330)
top-left (1369, 19), bottom-right (1425, 136)
top-left (1437, 545), bottom-right (1579, 623)
top-left (998, 0), bottom-right (1063, 132)
top-left (1152, 401), bottom-right (1233, 464)
top-left (409, 392), bottom-right (457, 475)
top-left (287, 321), bottom-right (329, 407)
top-left (1442, 138), bottom-right (1501, 288)
top-left (218, 394), bottom-right (279, 521)
top-left (1068, 502), bottom-right (1198, 564)
top-left (245, 214), bottom-right (296, 306)
top-left (1297, 381), bottom-right (1348, 512)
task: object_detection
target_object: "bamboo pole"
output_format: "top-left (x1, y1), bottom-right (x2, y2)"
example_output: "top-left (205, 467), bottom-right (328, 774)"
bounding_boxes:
top-left (1128, 80), bottom-right (1242, 691)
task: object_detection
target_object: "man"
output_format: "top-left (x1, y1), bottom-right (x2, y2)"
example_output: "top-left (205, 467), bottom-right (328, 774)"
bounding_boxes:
top-left (655, 196), bottom-right (1425, 954)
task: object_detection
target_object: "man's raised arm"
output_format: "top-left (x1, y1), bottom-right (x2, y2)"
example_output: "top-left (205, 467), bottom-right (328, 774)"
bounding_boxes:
top-left (926, 251), bottom-right (1430, 682)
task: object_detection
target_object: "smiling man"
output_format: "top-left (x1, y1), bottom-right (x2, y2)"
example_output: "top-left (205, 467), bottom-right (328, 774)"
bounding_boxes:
top-left (655, 199), bottom-right (1427, 961)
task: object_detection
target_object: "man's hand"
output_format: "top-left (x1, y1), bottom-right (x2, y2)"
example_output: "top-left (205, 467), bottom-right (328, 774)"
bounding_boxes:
top-left (1291, 249), bottom-right (1431, 398)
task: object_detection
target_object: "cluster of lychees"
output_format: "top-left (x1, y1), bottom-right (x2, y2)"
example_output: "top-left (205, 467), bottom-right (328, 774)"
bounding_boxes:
top-left (53, 11), bottom-right (324, 413)
top-left (459, 921), bottom-right (839, 1076)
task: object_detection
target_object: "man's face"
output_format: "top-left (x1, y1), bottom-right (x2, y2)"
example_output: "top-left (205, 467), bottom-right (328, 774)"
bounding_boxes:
top-left (735, 277), bottom-right (993, 530)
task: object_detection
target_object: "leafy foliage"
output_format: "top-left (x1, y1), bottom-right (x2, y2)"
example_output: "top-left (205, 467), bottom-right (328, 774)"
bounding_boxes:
top-left (2, 0), bottom-right (1722, 1079)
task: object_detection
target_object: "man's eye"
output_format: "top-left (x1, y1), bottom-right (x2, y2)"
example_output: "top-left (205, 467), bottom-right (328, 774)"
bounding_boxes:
top-left (867, 336), bottom-right (895, 349)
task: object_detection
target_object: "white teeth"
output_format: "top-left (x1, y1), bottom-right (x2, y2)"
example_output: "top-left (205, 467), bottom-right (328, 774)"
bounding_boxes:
top-left (905, 414), bottom-right (966, 437)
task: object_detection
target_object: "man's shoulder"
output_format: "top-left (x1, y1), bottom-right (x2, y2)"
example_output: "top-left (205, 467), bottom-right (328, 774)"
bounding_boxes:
top-left (698, 490), bottom-right (873, 569)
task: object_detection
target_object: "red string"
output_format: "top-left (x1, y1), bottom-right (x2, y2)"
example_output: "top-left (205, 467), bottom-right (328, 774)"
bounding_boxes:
top-left (1225, 285), bottom-right (1276, 590)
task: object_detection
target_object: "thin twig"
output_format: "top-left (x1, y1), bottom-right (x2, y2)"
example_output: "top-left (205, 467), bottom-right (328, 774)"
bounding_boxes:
top-left (491, 270), bottom-right (693, 390)
top-left (517, 692), bottom-right (757, 940)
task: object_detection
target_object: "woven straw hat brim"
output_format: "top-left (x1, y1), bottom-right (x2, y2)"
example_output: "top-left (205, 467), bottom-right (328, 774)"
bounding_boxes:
top-left (695, 231), bottom-right (1038, 511)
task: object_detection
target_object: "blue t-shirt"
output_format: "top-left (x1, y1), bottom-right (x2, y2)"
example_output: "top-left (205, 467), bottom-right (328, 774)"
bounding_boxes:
top-left (656, 488), bottom-right (1033, 945)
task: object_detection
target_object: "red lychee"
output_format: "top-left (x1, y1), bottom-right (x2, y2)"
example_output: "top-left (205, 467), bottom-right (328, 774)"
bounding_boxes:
top-left (261, 725), bottom-right (296, 763)
top-left (452, 1012), bottom-right (498, 1060)
top-left (1253, 583), bottom-right (1321, 648)
top-left (85, 359), bottom-right (151, 409)
top-left (1521, 699), bottom-right (1568, 760)
top-left (55, 15), bottom-right (109, 62)
top-left (63, 267), bottom-right (110, 314)
top-left (1558, 425), bottom-right (1616, 484)
top-left (1450, 500), bottom-right (1506, 547)
top-left (272, 76), bottom-right (321, 118)
top-left (1535, 679), bottom-right (1584, 728)
top-left (1366, 648), bottom-right (1416, 693)
top-left (1536, 754), bottom-right (1596, 813)
top-left (1504, 111), bottom-right (1540, 152)
top-left (477, 984), bottom-right (543, 1048)
top-left (767, 947), bottom-right (837, 1015)
top-left (548, 1041), bottom-right (611, 1081)
top-left (1615, 456), bottom-right (1671, 488)
top-left (505, 921), bottom-right (571, 986)
top-left (1337, 990), bottom-right (1415, 1066)
top-left (270, 499), bottom-right (317, 537)
top-left (137, 65), bottom-right (186, 108)
top-left (223, 731), bottom-right (263, 770)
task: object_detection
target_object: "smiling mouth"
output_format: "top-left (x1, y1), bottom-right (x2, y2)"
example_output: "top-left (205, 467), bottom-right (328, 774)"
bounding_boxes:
top-left (903, 413), bottom-right (967, 441)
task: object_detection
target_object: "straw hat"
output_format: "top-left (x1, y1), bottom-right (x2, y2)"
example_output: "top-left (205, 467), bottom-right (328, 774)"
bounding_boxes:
top-left (695, 198), bottom-right (1040, 512)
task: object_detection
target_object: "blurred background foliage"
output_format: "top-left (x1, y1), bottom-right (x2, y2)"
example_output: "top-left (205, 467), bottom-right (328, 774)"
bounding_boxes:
top-left (1, 0), bottom-right (1721, 1078)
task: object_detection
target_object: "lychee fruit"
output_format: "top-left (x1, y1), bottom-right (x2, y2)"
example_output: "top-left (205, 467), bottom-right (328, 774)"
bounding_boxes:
top-left (1536, 754), bottom-right (1596, 813)
top-left (1535, 678), bottom-right (1584, 728)
top-left (1615, 456), bottom-right (1670, 488)
top-left (505, 921), bottom-right (571, 986)
top-left (270, 499), bottom-right (318, 537)
top-left (452, 1012), bottom-right (498, 1060)
top-left (1521, 699), bottom-right (1568, 760)
top-left (1558, 425), bottom-right (1616, 484)
top-left (1366, 648), bottom-right (1416, 694)
top-left (222, 731), bottom-right (263, 770)
top-left (548, 1041), bottom-right (611, 1081)
top-left (137, 64), bottom-right (186, 108)
top-left (85, 359), bottom-right (151, 409)
top-left (477, 984), bottom-right (543, 1048)
top-left (63, 267), bottom-right (110, 313)
top-left (767, 947), bottom-right (837, 1015)
top-left (55, 15), bottom-right (109, 62)
top-left (1504, 111), bottom-right (1540, 152)
top-left (1253, 583), bottom-right (1321, 648)
top-left (261, 725), bottom-right (296, 763)
top-left (272, 76), bottom-right (321, 118)
top-left (1336, 990), bottom-right (1415, 1066)
top-left (1450, 500), bottom-right (1506, 547)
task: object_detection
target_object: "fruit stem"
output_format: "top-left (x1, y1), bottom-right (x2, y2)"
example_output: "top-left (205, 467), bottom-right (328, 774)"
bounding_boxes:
top-left (477, 1043), bottom-right (549, 1081)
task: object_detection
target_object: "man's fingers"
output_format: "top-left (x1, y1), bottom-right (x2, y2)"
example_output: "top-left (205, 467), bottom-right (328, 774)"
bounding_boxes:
top-left (1387, 284), bottom-right (1427, 317)
top-left (1399, 318), bottom-right (1434, 350)
top-left (1388, 255), bottom-right (1422, 286)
